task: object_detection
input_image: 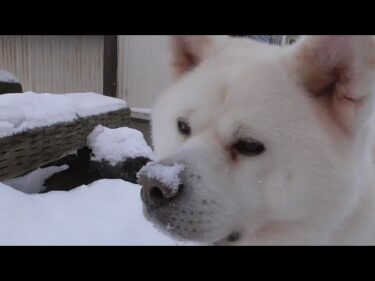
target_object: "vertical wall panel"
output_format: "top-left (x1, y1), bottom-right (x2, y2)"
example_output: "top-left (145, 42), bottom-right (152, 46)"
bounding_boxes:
top-left (117, 35), bottom-right (172, 108)
top-left (0, 35), bottom-right (104, 94)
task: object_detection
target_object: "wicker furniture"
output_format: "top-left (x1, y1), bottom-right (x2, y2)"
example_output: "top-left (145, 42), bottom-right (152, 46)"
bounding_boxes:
top-left (0, 107), bottom-right (130, 181)
top-left (0, 81), bottom-right (23, 95)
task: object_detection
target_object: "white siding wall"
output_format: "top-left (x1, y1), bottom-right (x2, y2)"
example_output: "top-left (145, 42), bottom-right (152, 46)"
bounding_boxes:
top-left (117, 35), bottom-right (172, 108)
top-left (0, 36), bottom-right (104, 94)
top-left (0, 35), bottom-right (172, 106)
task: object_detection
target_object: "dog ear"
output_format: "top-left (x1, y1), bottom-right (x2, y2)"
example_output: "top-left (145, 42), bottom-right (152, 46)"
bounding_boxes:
top-left (295, 36), bottom-right (375, 133)
top-left (170, 36), bottom-right (227, 79)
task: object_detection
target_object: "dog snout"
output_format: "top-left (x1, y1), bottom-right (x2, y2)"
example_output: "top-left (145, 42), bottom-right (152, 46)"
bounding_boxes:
top-left (140, 176), bottom-right (179, 208)
top-left (138, 162), bottom-right (185, 208)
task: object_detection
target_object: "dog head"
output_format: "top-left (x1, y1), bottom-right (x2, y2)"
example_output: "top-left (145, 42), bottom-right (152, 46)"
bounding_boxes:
top-left (138, 36), bottom-right (375, 245)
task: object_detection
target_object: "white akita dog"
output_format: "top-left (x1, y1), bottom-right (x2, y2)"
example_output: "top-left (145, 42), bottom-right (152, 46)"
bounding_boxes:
top-left (138, 35), bottom-right (375, 245)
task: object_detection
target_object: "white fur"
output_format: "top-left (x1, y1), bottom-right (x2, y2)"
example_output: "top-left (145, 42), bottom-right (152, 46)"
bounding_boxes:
top-left (146, 36), bottom-right (375, 245)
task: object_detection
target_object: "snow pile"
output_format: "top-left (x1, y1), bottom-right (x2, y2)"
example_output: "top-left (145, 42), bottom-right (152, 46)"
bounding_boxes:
top-left (0, 179), bottom-right (197, 245)
top-left (4, 165), bottom-right (69, 194)
top-left (137, 162), bottom-right (185, 193)
top-left (0, 92), bottom-right (127, 138)
top-left (0, 69), bottom-right (19, 83)
top-left (87, 125), bottom-right (155, 166)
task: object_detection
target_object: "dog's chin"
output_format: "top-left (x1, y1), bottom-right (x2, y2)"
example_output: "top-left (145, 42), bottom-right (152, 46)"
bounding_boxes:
top-left (213, 232), bottom-right (242, 245)
top-left (141, 205), bottom-right (195, 243)
top-left (142, 205), bottom-right (240, 245)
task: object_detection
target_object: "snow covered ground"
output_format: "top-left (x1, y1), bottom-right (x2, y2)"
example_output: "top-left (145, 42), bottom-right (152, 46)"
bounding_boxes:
top-left (0, 91), bottom-right (195, 245)
top-left (0, 179), bottom-right (196, 245)
top-left (0, 123), bottom-right (197, 245)
top-left (0, 92), bottom-right (127, 138)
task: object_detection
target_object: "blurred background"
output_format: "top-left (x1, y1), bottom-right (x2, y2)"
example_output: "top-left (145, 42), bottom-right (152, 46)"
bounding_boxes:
top-left (0, 35), bottom-right (299, 109)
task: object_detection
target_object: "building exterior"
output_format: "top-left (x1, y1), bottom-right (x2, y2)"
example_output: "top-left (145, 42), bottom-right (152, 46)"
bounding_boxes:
top-left (248, 35), bottom-right (283, 45)
top-left (282, 35), bottom-right (299, 45)
top-left (0, 35), bottom-right (300, 110)
top-left (249, 35), bottom-right (300, 45)
top-left (0, 36), bottom-right (104, 94)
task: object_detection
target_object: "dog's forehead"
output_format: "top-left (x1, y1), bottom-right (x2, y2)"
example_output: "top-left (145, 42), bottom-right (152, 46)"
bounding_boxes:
top-left (173, 48), bottom-right (291, 101)
top-left (226, 60), bottom-right (291, 101)
top-left (163, 43), bottom-right (308, 128)
top-left (208, 50), bottom-right (299, 115)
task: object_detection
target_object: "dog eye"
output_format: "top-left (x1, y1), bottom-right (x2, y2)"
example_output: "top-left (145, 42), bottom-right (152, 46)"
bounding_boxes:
top-left (177, 118), bottom-right (191, 136)
top-left (233, 139), bottom-right (265, 156)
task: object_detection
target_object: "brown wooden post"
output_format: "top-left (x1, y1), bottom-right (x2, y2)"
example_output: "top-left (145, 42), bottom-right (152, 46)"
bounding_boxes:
top-left (103, 35), bottom-right (118, 97)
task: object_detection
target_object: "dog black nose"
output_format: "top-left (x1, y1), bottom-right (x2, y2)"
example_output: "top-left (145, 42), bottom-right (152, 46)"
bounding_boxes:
top-left (137, 162), bottom-right (185, 208)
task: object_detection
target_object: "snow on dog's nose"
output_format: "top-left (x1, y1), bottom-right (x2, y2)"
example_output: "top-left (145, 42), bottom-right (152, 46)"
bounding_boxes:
top-left (137, 162), bottom-right (185, 208)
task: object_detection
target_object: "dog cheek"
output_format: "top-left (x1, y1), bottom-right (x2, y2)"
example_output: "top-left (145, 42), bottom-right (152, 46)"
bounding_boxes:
top-left (261, 175), bottom-right (291, 219)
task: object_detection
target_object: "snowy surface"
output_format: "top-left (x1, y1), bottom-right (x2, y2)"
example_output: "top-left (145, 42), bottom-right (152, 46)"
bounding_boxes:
top-left (0, 92), bottom-right (127, 138)
top-left (4, 165), bottom-right (69, 194)
top-left (131, 108), bottom-right (152, 115)
top-left (0, 69), bottom-right (19, 83)
top-left (131, 107), bottom-right (151, 121)
top-left (137, 162), bottom-right (185, 193)
top-left (0, 179), bottom-right (197, 245)
top-left (87, 125), bottom-right (155, 165)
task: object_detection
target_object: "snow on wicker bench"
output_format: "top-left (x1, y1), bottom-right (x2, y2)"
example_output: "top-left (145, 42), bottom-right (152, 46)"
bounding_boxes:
top-left (41, 125), bottom-right (155, 192)
top-left (0, 69), bottom-right (22, 94)
top-left (0, 92), bottom-right (130, 181)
